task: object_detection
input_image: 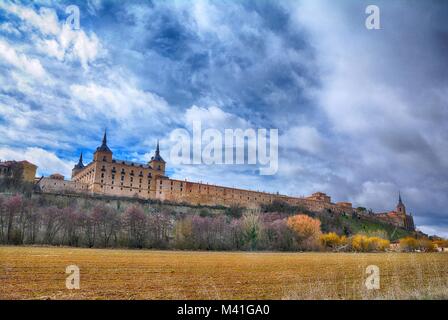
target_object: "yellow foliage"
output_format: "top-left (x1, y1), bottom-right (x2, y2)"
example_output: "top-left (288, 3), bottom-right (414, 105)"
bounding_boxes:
top-left (320, 232), bottom-right (341, 249)
top-left (399, 237), bottom-right (419, 252)
top-left (418, 239), bottom-right (437, 252)
top-left (286, 214), bottom-right (322, 241)
top-left (350, 234), bottom-right (390, 252)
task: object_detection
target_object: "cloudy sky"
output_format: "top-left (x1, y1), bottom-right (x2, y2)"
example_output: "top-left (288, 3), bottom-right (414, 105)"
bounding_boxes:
top-left (0, 0), bottom-right (447, 236)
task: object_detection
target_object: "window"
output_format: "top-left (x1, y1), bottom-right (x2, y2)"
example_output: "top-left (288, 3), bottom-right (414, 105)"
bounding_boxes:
top-left (121, 176), bottom-right (124, 181)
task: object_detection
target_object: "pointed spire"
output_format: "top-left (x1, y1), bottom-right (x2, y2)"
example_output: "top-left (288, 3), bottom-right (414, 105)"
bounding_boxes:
top-left (95, 129), bottom-right (112, 153)
top-left (78, 152), bottom-right (84, 165)
top-left (150, 139), bottom-right (165, 163)
top-left (398, 191), bottom-right (403, 205)
top-left (102, 129), bottom-right (107, 146)
top-left (74, 152), bottom-right (84, 169)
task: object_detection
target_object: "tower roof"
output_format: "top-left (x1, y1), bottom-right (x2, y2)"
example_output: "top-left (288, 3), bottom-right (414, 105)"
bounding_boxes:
top-left (150, 140), bottom-right (165, 162)
top-left (74, 152), bottom-right (85, 169)
top-left (398, 191), bottom-right (404, 206)
top-left (95, 130), bottom-right (112, 153)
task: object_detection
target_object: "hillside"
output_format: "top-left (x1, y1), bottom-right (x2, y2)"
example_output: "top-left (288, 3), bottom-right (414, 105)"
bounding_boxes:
top-left (0, 185), bottom-right (417, 251)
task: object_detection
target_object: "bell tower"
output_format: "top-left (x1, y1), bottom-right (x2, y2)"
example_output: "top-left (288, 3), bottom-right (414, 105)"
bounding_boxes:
top-left (93, 130), bottom-right (113, 162)
top-left (396, 192), bottom-right (406, 215)
top-left (149, 140), bottom-right (166, 174)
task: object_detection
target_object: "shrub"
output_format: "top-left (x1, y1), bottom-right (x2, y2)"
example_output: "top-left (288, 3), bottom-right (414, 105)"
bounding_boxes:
top-left (287, 214), bottom-right (322, 250)
top-left (399, 237), bottom-right (419, 252)
top-left (224, 204), bottom-right (244, 219)
top-left (241, 212), bottom-right (263, 250)
top-left (349, 234), bottom-right (390, 252)
top-left (320, 232), bottom-right (341, 249)
top-left (418, 239), bottom-right (437, 252)
top-left (351, 234), bottom-right (369, 252)
top-left (368, 237), bottom-right (390, 251)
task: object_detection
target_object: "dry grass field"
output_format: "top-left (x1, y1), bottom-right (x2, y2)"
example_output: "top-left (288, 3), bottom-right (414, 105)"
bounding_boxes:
top-left (0, 246), bottom-right (447, 300)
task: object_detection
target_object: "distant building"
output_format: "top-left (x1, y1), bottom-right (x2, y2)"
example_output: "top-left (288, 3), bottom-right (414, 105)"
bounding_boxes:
top-left (0, 160), bottom-right (37, 182)
top-left (375, 193), bottom-right (415, 231)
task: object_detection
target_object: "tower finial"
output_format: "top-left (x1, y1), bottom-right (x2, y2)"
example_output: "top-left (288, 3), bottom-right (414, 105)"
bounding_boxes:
top-left (102, 129), bottom-right (107, 146)
top-left (398, 191), bottom-right (403, 204)
top-left (156, 139), bottom-right (160, 155)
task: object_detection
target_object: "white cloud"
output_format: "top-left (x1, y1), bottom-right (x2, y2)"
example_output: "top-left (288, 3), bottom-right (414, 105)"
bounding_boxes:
top-left (1, 2), bottom-right (103, 70)
top-left (0, 22), bottom-right (21, 36)
top-left (282, 126), bottom-right (326, 154)
top-left (0, 39), bottom-right (47, 79)
top-left (0, 3), bottom-right (60, 36)
top-left (418, 226), bottom-right (448, 239)
top-left (69, 74), bottom-right (171, 127)
top-left (354, 181), bottom-right (397, 212)
top-left (184, 105), bottom-right (251, 130)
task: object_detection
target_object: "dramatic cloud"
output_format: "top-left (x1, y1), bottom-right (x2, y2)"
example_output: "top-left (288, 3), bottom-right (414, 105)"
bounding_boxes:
top-left (0, 0), bottom-right (447, 236)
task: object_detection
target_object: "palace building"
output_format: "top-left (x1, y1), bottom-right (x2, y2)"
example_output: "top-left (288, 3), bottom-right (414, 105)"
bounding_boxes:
top-left (36, 132), bottom-right (415, 231)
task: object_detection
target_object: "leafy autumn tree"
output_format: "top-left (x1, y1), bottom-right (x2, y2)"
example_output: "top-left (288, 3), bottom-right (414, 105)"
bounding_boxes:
top-left (287, 214), bottom-right (322, 250)
top-left (399, 237), bottom-right (419, 252)
top-left (418, 238), bottom-right (437, 252)
top-left (320, 232), bottom-right (341, 250)
top-left (368, 237), bottom-right (390, 251)
top-left (350, 234), bottom-right (369, 252)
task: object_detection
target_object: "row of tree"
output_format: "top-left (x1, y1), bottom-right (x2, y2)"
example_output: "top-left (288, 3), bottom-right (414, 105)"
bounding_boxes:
top-left (0, 193), bottom-right (441, 252)
top-left (0, 194), bottom-right (308, 250)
